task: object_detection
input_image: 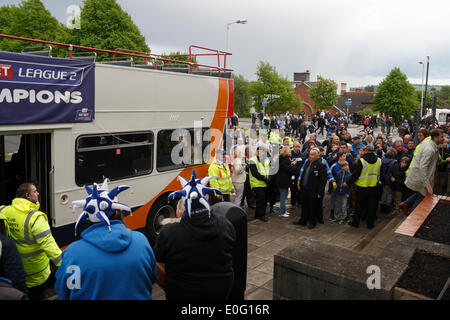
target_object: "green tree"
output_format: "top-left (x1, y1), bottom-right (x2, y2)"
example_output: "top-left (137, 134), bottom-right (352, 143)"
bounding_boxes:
top-left (308, 76), bottom-right (339, 110)
top-left (233, 74), bottom-right (251, 117)
top-left (0, 0), bottom-right (68, 57)
top-left (249, 61), bottom-right (301, 114)
top-left (373, 67), bottom-right (418, 124)
top-left (437, 85), bottom-right (450, 105)
top-left (364, 85), bottom-right (376, 93)
top-left (416, 89), bottom-right (439, 111)
top-left (358, 107), bottom-right (375, 117)
top-left (158, 51), bottom-right (198, 68)
top-left (65, 0), bottom-right (149, 61)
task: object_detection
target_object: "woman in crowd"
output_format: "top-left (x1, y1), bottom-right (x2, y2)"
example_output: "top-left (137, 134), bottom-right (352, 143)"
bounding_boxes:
top-left (276, 147), bottom-right (298, 217)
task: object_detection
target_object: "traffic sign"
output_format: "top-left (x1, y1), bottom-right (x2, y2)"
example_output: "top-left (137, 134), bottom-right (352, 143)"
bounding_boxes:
top-left (345, 100), bottom-right (352, 106)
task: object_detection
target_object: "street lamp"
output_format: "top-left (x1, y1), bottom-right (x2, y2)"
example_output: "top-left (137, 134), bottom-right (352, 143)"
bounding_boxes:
top-left (423, 56), bottom-right (430, 116)
top-left (226, 19), bottom-right (247, 52)
top-left (419, 61), bottom-right (425, 118)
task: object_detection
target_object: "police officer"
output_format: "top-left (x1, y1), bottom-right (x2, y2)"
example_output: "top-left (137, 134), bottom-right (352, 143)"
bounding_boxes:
top-left (208, 149), bottom-right (233, 203)
top-left (294, 148), bottom-right (327, 229)
top-left (1, 183), bottom-right (62, 300)
top-left (249, 146), bottom-right (271, 222)
top-left (346, 145), bottom-right (382, 229)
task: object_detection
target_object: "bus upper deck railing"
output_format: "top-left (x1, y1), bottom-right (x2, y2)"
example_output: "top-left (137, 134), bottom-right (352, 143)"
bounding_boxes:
top-left (0, 34), bottom-right (233, 78)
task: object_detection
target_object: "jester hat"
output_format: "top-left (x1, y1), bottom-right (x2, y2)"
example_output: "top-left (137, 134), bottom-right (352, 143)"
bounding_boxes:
top-left (72, 179), bottom-right (131, 235)
top-left (168, 170), bottom-right (222, 217)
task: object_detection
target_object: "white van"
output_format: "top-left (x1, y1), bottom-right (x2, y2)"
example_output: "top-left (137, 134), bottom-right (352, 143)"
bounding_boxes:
top-left (425, 108), bottom-right (450, 126)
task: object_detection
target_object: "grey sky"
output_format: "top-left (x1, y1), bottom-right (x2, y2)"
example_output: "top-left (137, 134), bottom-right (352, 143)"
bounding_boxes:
top-left (2, 0), bottom-right (450, 88)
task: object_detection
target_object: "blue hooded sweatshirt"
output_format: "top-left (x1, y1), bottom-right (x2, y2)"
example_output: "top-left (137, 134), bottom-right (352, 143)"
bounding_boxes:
top-left (55, 220), bottom-right (157, 300)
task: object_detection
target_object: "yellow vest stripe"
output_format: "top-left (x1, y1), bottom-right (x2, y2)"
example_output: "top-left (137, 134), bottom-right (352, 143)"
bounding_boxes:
top-left (20, 250), bottom-right (44, 258)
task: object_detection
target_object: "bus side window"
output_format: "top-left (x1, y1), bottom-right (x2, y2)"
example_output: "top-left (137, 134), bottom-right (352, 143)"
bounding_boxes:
top-left (75, 131), bottom-right (153, 186)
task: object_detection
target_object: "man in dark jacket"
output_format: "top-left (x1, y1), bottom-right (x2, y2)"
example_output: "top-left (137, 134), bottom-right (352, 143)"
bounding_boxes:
top-left (346, 145), bottom-right (382, 229)
top-left (0, 212), bottom-right (28, 299)
top-left (316, 116), bottom-right (326, 136)
top-left (293, 148), bottom-right (327, 229)
top-left (299, 121), bottom-right (307, 144)
top-left (291, 115), bottom-right (299, 138)
top-left (154, 173), bottom-right (236, 300)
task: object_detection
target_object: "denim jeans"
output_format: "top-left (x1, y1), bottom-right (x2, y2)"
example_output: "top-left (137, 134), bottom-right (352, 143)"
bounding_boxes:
top-left (279, 188), bottom-right (288, 214)
top-left (404, 191), bottom-right (424, 213)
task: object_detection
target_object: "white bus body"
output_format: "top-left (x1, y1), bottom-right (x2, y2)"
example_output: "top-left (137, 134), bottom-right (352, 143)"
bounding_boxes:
top-left (1, 60), bottom-right (233, 247)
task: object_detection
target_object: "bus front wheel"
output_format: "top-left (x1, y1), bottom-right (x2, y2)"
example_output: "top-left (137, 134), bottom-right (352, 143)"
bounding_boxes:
top-left (145, 195), bottom-right (177, 247)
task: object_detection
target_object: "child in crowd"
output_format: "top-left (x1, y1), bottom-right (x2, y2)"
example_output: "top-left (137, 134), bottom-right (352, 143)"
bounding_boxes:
top-left (333, 161), bottom-right (352, 224)
top-left (328, 154), bottom-right (346, 221)
top-left (389, 157), bottom-right (410, 217)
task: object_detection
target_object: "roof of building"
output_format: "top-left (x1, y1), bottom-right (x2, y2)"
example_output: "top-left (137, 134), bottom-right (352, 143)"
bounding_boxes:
top-left (337, 92), bottom-right (375, 113)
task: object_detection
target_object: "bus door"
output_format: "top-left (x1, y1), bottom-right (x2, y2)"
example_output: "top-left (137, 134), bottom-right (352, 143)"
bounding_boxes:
top-left (0, 133), bottom-right (52, 223)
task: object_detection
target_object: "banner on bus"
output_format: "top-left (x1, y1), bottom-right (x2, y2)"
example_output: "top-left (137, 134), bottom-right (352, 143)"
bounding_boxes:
top-left (0, 51), bottom-right (95, 124)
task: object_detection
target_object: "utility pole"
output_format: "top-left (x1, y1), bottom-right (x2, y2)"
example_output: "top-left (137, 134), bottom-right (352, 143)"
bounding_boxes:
top-left (423, 56), bottom-right (430, 116)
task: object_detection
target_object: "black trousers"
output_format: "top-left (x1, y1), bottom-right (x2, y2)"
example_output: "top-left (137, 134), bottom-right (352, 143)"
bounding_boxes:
top-left (353, 186), bottom-right (378, 228)
top-left (253, 187), bottom-right (267, 219)
top-left (299, 134), bottom-right (306, 144)
top-left (290, 182), bottom-right (301, 206)
top-left (300, 192), bottom-right (321, 226)
top-left (317, 196), bottom-right (324, 222)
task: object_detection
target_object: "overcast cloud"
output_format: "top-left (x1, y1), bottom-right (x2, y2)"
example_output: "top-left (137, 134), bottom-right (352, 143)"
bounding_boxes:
top-left (2, 0), bottom-right (450, 88)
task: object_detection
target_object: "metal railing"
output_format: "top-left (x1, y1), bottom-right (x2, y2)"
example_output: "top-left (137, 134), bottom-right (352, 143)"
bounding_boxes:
top-left (0, 34), bottom-right (233, 76)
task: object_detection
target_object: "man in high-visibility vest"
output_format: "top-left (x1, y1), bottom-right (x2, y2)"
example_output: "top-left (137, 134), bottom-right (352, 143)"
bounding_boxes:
top-left (208, 149), bottom-right (234, 203)
top-left (345, 145), bottom-right (381, 229)
top-left (1, 183), bottom-right (62, 300)
top-left (248, 146), bottom-right (271, 222)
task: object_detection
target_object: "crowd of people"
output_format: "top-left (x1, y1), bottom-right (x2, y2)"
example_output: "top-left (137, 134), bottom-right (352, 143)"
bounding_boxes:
top-left (214, 111), bottom-right (450, 231)
top-left (0, 110), bottom-right (449, 301)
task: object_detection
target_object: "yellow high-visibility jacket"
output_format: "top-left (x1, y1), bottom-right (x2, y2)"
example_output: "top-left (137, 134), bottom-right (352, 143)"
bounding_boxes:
top-left (208, 159), bottom-right (233, 194)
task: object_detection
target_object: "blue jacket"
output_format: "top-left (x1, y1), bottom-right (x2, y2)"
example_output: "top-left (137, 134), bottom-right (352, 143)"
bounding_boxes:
top-left (352, 143), bottom-right (363, 157)
top-left (55, 221), bottom-right (157, 300)
top-left (334, 170), bottom-right (352, 195)
top-left (299, 157), bottom-right (335, 183)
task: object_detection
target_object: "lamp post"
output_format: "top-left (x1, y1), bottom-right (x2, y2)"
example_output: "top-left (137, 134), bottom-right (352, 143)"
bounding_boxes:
top-left (226, 19), bottom-right (247, 52)
top-left (423, 56), bottom-right (430, 116)
top-left (419, 61), bottom-right (425, 118)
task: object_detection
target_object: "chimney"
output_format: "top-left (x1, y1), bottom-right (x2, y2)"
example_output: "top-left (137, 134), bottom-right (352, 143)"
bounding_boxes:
top-left (340, 82), bottom-right (347, 95)
top-left (294, 71), bottom-right (310, 82)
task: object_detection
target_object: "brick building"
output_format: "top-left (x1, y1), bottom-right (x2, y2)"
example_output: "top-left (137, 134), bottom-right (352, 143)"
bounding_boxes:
top-left (293, 71), bottom-right (375, 117)
top-left (293, 71), bottom-right (317, 116)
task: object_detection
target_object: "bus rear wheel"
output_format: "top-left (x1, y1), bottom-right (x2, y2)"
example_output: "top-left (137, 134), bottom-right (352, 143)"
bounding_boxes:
top-left (146, 195), bottom-right (177, 247)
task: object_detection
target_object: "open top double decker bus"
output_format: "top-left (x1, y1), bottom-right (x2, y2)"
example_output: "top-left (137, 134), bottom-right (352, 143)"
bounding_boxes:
top-left (0, 34), bottom-right (234, 247)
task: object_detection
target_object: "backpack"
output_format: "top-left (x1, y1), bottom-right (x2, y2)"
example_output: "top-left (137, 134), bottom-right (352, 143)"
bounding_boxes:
top-left (380, 159), bottom-right (397, 185)
top-left (0, 239), bottom-right (28, 300)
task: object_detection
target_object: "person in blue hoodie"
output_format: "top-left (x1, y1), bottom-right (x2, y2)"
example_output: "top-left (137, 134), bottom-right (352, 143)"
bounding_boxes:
top-left (333, 161), bottom-right (352, 224)
top-left (55, 179), bottom-right (157, 300)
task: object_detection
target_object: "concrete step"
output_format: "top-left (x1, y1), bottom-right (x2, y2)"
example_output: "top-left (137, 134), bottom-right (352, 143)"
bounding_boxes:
top-left (360, 215), bottom-right (406, 256)
top-left (350, 218), bottom-right (391, 252)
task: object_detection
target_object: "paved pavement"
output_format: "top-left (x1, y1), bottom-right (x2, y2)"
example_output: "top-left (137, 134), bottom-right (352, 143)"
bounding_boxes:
top-left (153, 192), bottom-right (406, 300)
